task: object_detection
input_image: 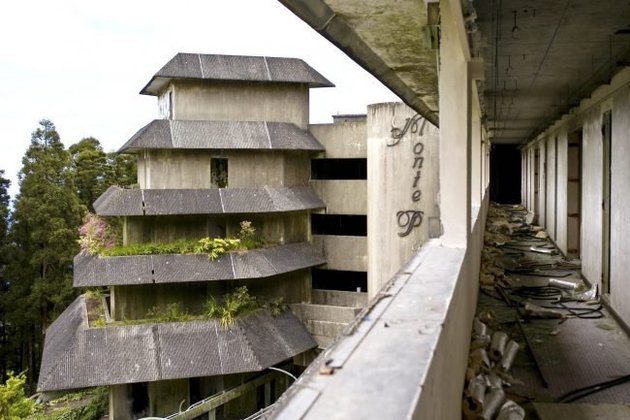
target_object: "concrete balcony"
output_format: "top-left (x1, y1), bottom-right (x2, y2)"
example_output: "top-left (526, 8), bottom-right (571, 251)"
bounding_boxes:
top-left (37, 295), bottom-right (316, 392)
top-left (74, 242), bottom-right (324, 287)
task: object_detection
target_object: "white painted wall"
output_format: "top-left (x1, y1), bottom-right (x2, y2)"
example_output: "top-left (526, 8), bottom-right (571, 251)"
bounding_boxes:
top-left (610, 85), bottom-right (630, 322)
top-left (556, 129), bottom-right (568, 254)
top-left (538, 141), bottom-right (546, 228)
top-left (580, 107), bottom-right (603, 287)
top-left (546, 136), bottom-right (556, 239)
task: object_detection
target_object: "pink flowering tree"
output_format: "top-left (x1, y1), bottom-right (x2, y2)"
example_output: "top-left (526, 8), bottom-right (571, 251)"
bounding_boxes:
top-left (78, 213), bottom-right (117, 255)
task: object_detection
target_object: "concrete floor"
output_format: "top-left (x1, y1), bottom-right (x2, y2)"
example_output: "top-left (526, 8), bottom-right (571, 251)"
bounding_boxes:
top-left (476, 204), bottom-right (630, 419)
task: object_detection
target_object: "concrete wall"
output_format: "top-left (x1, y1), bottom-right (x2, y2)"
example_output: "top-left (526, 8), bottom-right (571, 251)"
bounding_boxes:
top-left (521, 68), bottom-right (630, 327)
top-left (546, 136), bottom-right (557, 239)
top-left (309, 119), bottom-right (367, 158)
top-left (367, 102), bottom-right (440, 298)
top-left (111, 269), bottom-right (311, 321)
top-left (172, 80), bottom-right (309, 129)
top-left (414, 191), bottom-right (488, 420)
top-left (229, 151), bottom-right (311, 188)
top-left (149, 379), bottom-right (189, 417)
top-left (310, 180), bottom-right (367, 215)
top-left (125, 212), bottom-right (309, 246)
top-left (610, 84), bottom-right (630, 323)
top-left (556, 130), bottom-right (568, 253)
top-left (138, 150), bottom-right (213, 189)
top-left (312, 235), bottom-right (367, 272)
top-left (138, 150), bottom-right (311, 189)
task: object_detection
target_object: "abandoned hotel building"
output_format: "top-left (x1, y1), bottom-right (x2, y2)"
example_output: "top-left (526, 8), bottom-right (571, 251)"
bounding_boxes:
top-left (37, 52), bottom-right (439, 418)
top-left (38, 0), bottom-right (630, 418)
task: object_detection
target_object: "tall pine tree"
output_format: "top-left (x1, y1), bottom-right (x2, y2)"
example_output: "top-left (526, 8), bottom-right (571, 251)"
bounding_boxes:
top-left (69, 137), bottom-right (108, 211)
top-left (0, 170), bottom-right (10, 382)
top-left (4, 120), bottom-right (85, 390)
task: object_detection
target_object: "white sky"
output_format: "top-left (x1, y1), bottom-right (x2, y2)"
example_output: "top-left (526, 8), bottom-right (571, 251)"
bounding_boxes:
top-left (0, 0), bottom-right (399, 199)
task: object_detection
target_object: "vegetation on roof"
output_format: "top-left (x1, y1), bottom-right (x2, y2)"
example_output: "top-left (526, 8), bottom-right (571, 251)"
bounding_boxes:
top-left (88, 286), bottom-right (286, 329)
top-left (79, 217), bottom-right (263, 260)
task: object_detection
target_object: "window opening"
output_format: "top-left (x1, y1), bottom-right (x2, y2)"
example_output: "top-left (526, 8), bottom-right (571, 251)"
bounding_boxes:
top-left (211, 158), bottom-right (228, 188)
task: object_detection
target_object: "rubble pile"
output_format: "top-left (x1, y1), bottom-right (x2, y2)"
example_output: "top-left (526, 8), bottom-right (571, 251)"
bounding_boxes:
top-left (463, 313), bottom-right (525, 420)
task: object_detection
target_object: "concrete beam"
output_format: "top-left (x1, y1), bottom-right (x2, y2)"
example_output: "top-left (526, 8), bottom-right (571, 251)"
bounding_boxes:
top-left (277, 0), bottom-right (439, 126)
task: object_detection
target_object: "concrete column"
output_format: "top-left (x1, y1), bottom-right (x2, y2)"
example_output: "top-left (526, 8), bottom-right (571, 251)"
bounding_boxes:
top-left (439, 0), bottom-right (471, 247)
top-left (471, 84), bottom-right (481, 210)
top-left (367, 102), bottom-right (439, 297)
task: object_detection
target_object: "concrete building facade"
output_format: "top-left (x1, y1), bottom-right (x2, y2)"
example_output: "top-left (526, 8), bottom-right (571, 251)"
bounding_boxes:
top-left (37, 53), bottom-right (441, 418)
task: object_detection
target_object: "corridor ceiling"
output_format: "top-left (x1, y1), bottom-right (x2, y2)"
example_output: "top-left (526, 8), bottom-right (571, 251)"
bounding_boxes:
top-left (473, 0), bottom-right (630, 144)
top-left (279, 0), bottom-right (630, 145)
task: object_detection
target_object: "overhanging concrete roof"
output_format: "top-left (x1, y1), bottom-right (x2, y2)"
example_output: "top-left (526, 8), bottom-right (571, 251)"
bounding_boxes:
top-left (141, 53), bottom-right (334, 95)
top-left (278, 0), bottom-right (439, 126)
top-left (38, 295), bottom-right (316, 392)
top-left (118, 120), bottom-right (325, 153)
top-left (74, 242), bottom-right (325, 287)
top-left (93, 186), bottom-right (326, 216)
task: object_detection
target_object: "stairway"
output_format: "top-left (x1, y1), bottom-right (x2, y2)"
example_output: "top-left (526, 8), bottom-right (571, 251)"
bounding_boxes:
top-left (290, 290), bottom-right (366, 348)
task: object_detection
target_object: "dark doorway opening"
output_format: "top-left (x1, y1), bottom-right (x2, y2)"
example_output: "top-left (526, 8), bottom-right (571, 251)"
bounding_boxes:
top-left (312, 269), bottom-right (367, 292)
top-left (490, 144), bottom-right (521, 204)
top-left (311, 158), bottom-right (367, 180)
top-left (311, 214), bottom-right (367, 236)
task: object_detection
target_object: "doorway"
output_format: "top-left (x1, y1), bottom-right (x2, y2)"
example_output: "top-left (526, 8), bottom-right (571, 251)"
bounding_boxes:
top-left (602, 111), bottom-right (612, 293)
top-left (567, 129), bottom-right (582, 259)
top-left (534, 148), bottom-right (539, 224)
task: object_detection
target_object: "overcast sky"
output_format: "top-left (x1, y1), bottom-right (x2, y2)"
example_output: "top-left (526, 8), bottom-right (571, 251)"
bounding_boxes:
top-left (0, 0), bottom-right (399, 199)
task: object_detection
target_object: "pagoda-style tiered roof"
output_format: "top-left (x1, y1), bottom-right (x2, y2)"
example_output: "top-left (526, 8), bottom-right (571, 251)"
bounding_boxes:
top-left (140, 53), bottom-right (334, 95)
top-left (93, 186), bottom-right (325, 216)
top-left (74, 242), bottom-right (325, 287)
top-left (38, 296), bottom-right (316, 392)
top-left (118, 120), bottom-right (325, 153)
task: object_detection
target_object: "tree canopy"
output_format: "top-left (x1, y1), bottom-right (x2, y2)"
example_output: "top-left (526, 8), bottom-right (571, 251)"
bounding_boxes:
top-left (0, 120), bottom-right (137, 390)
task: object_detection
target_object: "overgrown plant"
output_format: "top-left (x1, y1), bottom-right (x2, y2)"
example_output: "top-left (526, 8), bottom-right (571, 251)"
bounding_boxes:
top-left (145, 303), bottom-right (193, 323)
top-left (93, 221), bottom-right (262, 260)
top-left (204, 287), bottom-right (286, 327)
top-left (0, 372), bottom-right (41, 419)
top-left (77, 213), bottom-right (118, 255)
top-left (205, 286), bottom-right (260, 327)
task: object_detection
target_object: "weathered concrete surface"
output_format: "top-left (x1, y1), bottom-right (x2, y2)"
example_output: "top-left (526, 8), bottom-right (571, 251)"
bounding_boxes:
top-left (172, 80), bottom-right (309, 129)
top-left (309, 119), bottom-right (367, 158)
top-left (229, 151), bottom-right (311, 188)
top-left (311, 289), bottom-right (367, 308)
top-left (149, 379), bottom-right (189, 417)
top-left (522, 68), bottom-right (630, 327)
top-left (278, 0), bottom-right (438, 125)
top-left (310, 180), bottom-right (366, 215)
top-left (290, 303), bottom-right (361, 323)
top-left (138, 150), bottom-right (313, 189)
top-left (312, 235), bottom-right (367, 272)
top-left (556, 129), bottom-right (568, 254)
top-left (367, 102), bottom-right (439, 298)
top-left (610, 84), bottom-right (630, 324)
top-left (270, 192), bottom-right (488, 420)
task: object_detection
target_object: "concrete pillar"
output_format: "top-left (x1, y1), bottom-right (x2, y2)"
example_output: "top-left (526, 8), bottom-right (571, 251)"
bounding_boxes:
top-left (110, 384), bottom-right (131, 420)
top-left (471, 84), bottom-right (482, 210)
top-left (439, 0), bottom-right (472, 247)
top-left (367, 102), bottom-right (439, 297)
top-left (149, 379), bottom-right (189, 417)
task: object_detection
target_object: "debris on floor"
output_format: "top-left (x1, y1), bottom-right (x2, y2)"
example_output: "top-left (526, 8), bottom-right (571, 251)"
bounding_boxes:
top-left (466, 202), bottom-right (630, 419)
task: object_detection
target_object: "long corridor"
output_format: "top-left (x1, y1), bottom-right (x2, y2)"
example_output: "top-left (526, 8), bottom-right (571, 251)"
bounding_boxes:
top-left (467, 203), bottom-right (630, 419)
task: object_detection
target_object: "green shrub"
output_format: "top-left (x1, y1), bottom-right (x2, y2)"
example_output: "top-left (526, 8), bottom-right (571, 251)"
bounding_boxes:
top-left (205, 286), bottom-right (260, 327)
top-left (0, 372), bottom-right (40, 419)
